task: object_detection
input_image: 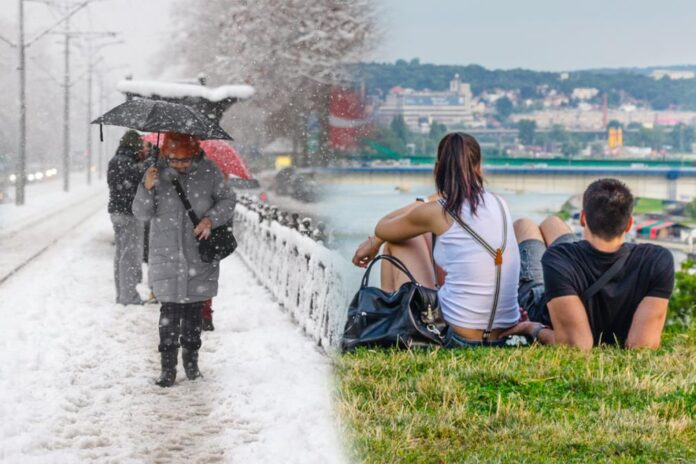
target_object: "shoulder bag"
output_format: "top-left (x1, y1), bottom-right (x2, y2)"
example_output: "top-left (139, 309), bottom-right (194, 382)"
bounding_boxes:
top-left (171, 177), bottom-right (237, 263)
top-left (341, 254), bottom-right (446, 351)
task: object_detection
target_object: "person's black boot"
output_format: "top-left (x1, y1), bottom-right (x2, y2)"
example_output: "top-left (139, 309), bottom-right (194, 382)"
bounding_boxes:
top-left (182, 348), bottom-right (202, 380)
top-left (201, 319), bottom-right (215, 331)
top-left (155, 349), bottom-right (178, 387)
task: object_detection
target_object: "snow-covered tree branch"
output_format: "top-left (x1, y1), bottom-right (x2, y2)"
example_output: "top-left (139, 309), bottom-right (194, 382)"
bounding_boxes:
top-left (158, 0), bottom-right (378, 164)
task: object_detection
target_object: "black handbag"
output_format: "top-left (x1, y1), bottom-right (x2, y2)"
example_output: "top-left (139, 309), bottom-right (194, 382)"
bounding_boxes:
top-left (341, 254), bottom-right (447, 351)
top-left (171, 177), bottom-right (237, 263)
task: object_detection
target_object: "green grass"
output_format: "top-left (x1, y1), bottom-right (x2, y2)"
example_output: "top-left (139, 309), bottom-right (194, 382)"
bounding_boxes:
top-left (335, 325), bottom-right (696, 463)
top-left (633, 198), bottom-right (666, 215)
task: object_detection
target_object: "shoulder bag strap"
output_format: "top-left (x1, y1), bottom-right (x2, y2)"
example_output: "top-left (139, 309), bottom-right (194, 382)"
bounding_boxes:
top-left (582, 248), bottom-right (631, 302)
top-left (171, 177), bottom-right (201, 227)
top-left (361, 254), bottom-right (418, 288)
top-left (438, 195), bottom-right (508, 342)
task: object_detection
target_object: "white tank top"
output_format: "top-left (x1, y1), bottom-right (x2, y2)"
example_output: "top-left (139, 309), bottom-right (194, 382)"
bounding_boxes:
top-left (432, 191), bottom-right (520, 330)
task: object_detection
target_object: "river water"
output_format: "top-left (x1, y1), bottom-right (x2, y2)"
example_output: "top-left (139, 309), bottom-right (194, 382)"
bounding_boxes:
top-left (318, 183), bottom-right (686, 288)
top-left (321, 184), bottom-right (568, 255)
top-left (319, 184), bottom-right (571, 286)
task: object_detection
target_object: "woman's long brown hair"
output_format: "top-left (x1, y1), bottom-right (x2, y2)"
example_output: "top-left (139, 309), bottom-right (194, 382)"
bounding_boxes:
top-left (434, 132), bottom-right (484, 216)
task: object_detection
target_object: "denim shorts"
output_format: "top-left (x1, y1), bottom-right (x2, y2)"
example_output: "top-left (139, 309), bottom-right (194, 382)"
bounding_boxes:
top-left (517, 233), bottom-right (578, 325)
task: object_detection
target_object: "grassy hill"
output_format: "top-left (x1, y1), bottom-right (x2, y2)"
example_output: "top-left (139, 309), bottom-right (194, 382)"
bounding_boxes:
top-left (335, 324), bottom-right (695, 463)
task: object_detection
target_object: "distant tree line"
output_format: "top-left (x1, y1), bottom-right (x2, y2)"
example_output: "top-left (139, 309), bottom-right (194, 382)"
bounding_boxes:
top-left (351, 61), bottom-right (696, 111)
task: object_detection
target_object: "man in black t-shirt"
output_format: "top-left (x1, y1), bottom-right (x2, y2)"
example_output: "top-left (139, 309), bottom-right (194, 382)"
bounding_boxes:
top-left (503, 178), bottom-right (674, 349)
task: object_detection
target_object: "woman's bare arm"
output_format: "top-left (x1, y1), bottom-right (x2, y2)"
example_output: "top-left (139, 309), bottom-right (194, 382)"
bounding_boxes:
top-left (375, 201), bottom-right (443, 243)
top-left (352, 196), bottom-right (445, 267)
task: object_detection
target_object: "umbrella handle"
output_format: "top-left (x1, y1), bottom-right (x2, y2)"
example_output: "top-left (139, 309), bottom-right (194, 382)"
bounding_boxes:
top-left (99, 124), bottom-right (103, 142)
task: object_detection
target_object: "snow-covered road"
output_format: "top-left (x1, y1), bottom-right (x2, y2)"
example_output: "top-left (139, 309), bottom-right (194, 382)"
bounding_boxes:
top-left (0, 182), bottom-right (345, 463)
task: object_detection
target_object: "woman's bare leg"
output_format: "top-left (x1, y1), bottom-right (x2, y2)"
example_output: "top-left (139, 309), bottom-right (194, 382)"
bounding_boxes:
top-left (514, 218), bottom-right (544, 244)
top-left (380, 235), bottom-right (437, 291)
top-left (539, 216), bottom-right (573, 247)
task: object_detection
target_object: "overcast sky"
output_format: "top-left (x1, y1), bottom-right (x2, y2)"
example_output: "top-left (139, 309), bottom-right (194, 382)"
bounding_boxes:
top-left (3, 0), bottom-right (696, 80)
top-left (375, 0), bottom-right (696, 70)
top-left (2, 0), bottom-right (174, 80)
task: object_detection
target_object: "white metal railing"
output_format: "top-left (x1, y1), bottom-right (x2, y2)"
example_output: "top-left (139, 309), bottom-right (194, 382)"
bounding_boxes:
top-left (233, 200), bottom-right (349, 352)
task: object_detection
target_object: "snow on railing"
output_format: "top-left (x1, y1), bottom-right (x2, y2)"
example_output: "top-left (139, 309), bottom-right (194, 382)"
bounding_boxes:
top-left (233, 197), bottom-right (349, 352)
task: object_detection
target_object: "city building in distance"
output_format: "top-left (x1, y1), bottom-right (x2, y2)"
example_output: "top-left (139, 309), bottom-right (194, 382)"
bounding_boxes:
top-left (375, 75), bottom-right (479, 131)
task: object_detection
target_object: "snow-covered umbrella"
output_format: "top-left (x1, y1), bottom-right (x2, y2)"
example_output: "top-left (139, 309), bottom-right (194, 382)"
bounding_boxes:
top-left (92, 99), bottom-right (233, 140)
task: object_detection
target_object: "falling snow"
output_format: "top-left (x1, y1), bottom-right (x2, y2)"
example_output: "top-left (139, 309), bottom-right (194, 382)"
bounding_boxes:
top-left (0, 180), bottom-right (345, 463)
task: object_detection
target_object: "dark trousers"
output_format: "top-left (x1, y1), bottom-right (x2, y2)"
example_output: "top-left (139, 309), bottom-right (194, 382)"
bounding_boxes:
top-left (110, 214), bottom-right (143, 304)
top-left (158, 302), bottom-right (202, 352)
top-left (143, 222), bottom-right (150, 263)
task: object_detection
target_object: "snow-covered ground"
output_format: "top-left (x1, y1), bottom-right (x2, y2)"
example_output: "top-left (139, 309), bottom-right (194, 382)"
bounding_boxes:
top-left (0, 179), bottom-right (105, 283)
top-left (0, 180), bottom-right (345, 463)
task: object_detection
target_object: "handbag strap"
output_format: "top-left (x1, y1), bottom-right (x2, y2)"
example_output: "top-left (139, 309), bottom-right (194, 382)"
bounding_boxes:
top-left (171, 177), bottom-right (201, 227)
top-left (438, 195), bottom-right (507, 343)
top-left (361, 254), bottom-right (418, 288)
top-left (582, 247), bottom-right (630, 302)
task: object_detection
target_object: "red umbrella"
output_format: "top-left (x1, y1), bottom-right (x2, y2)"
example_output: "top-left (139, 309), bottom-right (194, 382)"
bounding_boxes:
top-left (199, 140), bottom-right (252, 180)
top-left (142, 133), bottom-right (252, 180)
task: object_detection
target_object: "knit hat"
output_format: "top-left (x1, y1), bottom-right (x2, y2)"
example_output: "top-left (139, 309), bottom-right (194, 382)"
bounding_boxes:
top-left (161, 132), bottom-right (201, 158)
top-left (119, 130), bottom-right (142, 151)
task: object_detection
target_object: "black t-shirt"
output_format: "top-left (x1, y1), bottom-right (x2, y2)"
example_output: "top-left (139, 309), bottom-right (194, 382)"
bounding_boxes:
top-left (541, 241), bottom-right (674, 346)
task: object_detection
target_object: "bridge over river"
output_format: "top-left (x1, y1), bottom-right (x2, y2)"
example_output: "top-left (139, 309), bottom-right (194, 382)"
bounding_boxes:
top-left (322, 159), bottom-right (696, 201)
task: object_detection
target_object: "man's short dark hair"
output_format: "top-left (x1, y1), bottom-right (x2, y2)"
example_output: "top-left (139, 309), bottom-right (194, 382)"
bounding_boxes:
top-left (583, 178), bottom-right (634, 240)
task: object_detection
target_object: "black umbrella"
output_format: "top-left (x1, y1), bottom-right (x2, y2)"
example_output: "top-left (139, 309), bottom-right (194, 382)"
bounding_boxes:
top-left (91, 98), bottom-right (233, 140)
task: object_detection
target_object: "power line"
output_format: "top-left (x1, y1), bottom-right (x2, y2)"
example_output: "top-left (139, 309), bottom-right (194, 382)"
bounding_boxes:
top-left (46, 0), bottom-right (116, 192)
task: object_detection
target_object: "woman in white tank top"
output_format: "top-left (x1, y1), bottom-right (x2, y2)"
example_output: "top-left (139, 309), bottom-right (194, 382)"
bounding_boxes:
top-left (352, 132), bottom-right (521, 345)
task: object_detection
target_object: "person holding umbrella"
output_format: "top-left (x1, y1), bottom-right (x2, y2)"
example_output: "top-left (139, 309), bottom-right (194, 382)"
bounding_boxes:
top-left (139, 133), bottom-right (256, 331)
top-left (132, 132), bottom-right (236, 387)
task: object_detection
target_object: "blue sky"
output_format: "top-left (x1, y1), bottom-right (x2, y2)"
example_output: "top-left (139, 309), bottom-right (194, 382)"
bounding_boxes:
top-left (375, 0), bottom-right (696, 70)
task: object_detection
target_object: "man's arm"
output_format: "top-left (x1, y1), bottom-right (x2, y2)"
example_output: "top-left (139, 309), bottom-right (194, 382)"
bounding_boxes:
top-left (501, 296), bottom-right (592, 349)
top-left (625, 296), bottom-right (668, 349)
top-left (546, 295), bottom-right (594, 350)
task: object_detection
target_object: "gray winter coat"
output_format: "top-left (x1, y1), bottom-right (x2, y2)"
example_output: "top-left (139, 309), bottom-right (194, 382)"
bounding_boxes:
top-left (132, 155), bottom-right (236, 303)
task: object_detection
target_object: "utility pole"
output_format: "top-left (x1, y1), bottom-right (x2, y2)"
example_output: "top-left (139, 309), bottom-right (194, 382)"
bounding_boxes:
top-left (0, 0), bottom-right (99, 204)
top-left (17, 0), bottom-right (27, 205)
top-left (85, 38), bottom-right (93, 184)
top-left (97, 70), bottom-right (104, 179)
top-left (62, 15), bottom-right (71, 192)
top-left (79, 36), bottom-right (119, 185)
